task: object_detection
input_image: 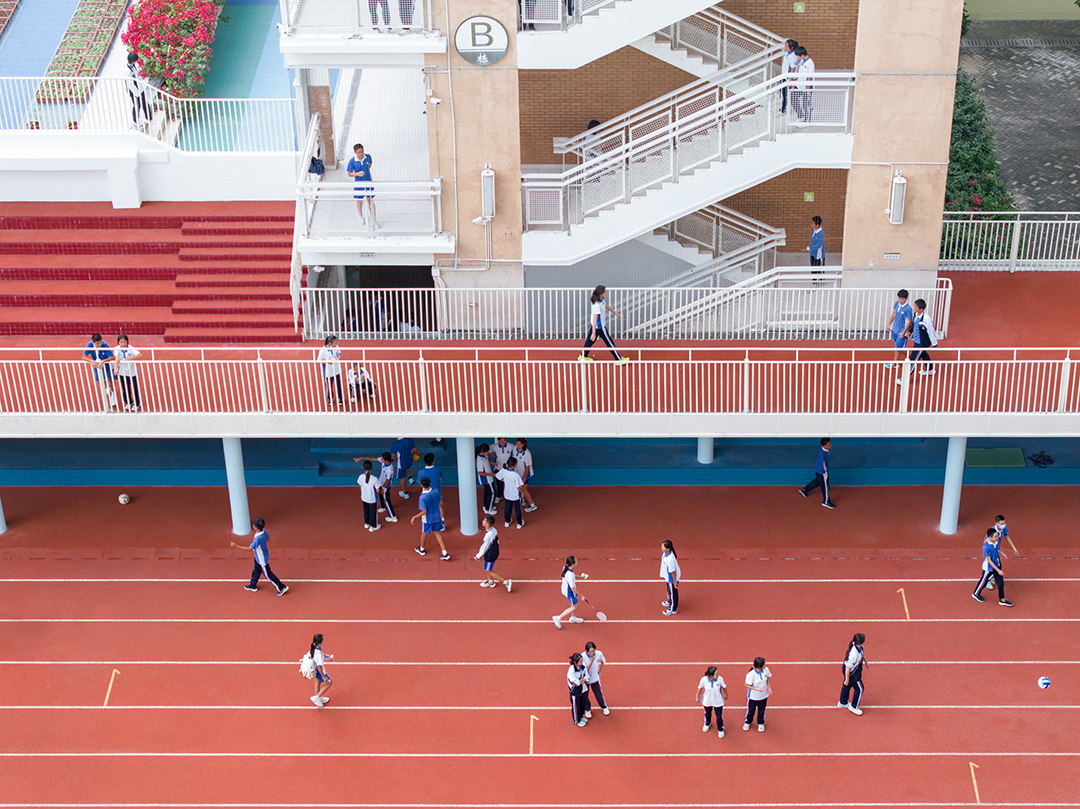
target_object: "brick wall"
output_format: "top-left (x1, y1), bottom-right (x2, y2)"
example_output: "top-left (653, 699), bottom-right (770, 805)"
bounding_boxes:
top-left (519, 47), bottom-right (695, 165)
top-left (721, 0), bottom-right (859, 70)
top-left (726, 168), bottom-right (848, 253)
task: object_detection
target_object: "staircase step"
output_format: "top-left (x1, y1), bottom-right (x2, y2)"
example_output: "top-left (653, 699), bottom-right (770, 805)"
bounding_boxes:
top-left (180, 220), bottom-right (294, 237)
top-left (172, 299), bottom-right (293, 315)
top-left (175, 272), bottom-right (294, 287)
top-left (0, 279), bottom-right (179, 308)
top-left (0, 306), bottom-right (295, 335)
top-left (179, 247), bottom-right (292, 262)
top-left (164, 327), bottom-right (303, 344)
top-left (0, 228), bottom-right (293, 254)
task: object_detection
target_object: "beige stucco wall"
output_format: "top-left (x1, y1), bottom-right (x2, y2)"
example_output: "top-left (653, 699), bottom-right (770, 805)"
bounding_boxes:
top-left (426, 0), bottom-right (523, 289)
top-left (841, 0), bottom-right (964, 284)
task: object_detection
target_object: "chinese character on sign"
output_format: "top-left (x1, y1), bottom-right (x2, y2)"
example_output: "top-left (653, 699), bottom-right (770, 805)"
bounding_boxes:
top-left (476, 52), bottom-right (489, 65)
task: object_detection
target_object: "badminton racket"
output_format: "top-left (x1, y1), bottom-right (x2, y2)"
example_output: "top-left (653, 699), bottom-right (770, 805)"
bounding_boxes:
top-left (580, 596), bottom-right (607, 622)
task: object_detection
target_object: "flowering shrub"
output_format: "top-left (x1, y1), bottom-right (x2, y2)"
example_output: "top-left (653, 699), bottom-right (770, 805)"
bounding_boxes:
top-left (121, 0), bottom-right (223, 97)
top-left (944, 69), bottom-right (1015, 214)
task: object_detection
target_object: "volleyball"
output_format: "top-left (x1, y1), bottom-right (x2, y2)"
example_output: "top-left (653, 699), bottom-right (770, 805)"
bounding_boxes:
top-left (118, 493), bottom-right (130, 505)
top-left (1038, 676), bottom-right (1051, 690)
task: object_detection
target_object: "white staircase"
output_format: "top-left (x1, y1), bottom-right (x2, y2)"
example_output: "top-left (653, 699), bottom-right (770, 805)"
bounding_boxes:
top-left (631, 6), bottom-right (783, 79)
top-left (517, 0), bottom-right (717, 69)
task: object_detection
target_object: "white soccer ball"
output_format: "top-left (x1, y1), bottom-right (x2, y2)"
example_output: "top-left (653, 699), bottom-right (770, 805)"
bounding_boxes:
top-left (118, 493), bottom-right (130, 505)
top-left (1038, 676), bottom-right (1051, 690)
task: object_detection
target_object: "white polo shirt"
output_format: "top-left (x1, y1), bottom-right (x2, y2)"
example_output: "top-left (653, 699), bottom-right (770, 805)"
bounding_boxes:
top-left (560, 569), bottom-right (576, 598)
top-left (844, 645), bottom-right (864, 672)
top-left (699, 674), bottom-right (727, 707)
top-left (660, 551), bottom-right (681, 584)
top-left (317, 347), bottom-right (341, 377)
top-left (495, 468), bottom-right (523, 500)
top-left (583, 649), bottom-right (606, 683)
top-left (357, 472), bottom-right (380, 503)
top-left (491, 441), bottom-right (513, 469)
top-left (745, 666), bottom-right (771, 701)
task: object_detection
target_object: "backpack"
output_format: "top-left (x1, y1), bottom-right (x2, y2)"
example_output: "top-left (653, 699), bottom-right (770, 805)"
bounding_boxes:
top-left (299, 651), bottom-right (316, 679)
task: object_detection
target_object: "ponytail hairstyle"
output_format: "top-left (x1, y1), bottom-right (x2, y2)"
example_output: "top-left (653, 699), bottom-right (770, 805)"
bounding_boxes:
top-left (324, 335), bottom-right (338, 347)
top-left (705, 665), bottom-right (717, 678)
top-left (847, 633), bottom-right (866, 656)
top-left (362, 459), bottom-right (373, 481)
top-left (590, 285), bottom-right (606, 304)
top-left (662, 539), bottom-right (677, 558)
top-left (310, 633), bottom-right (324, 660)
top-left (570, 652), bottom-right (583, 667)
top-left (477, 443), bottom-right (490, 457)
top-left (752, 656), bottom-right (766, 671)
top-left (561, 555), bottom-right (577, 578)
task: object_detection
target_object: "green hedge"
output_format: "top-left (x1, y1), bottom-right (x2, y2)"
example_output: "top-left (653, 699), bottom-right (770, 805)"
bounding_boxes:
top-left (944, 69), bottom-right (1016, 214)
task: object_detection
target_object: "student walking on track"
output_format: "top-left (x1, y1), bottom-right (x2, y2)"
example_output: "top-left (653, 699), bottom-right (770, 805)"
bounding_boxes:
top-left (582, 641), bottom-right (609, 718)
top-left (972, 527), bottom-right (1012, 606)
top-left (744, 657), bottom-right (772, 732)
top-left (567, 652), bottom-right (590, 726)
top-left (356, 460), bottom-right (381, 532)
top-left (309, 633), bottom-right (333, 707)
top-left (231, 518), bottom-right (288, 596)
top-left (410, 478), bottom-right (450, 560)
top-left (839, 633), bottom-right (867, 715)
top-left (553, 556), bottom-right (585, 628)
top-left (579, 285), bottom-right (629, 364)
top-left (799, 437), bottom-right (836, 508)
top-left (475, 515), bottom-right (511, 591)
top-left (660, 539), bottom-right (681, 616)
top-left (697, 666), bottom-right (728, 738)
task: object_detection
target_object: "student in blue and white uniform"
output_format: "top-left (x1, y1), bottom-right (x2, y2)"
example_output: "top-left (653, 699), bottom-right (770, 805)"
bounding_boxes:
top-left (317, 335), bottom-right (344, 407)
top-left (390, 436), bottom-right (416, 499)
top-left (567, 652), bottom-right (590, 726)
top-left (806, 216), bottom-right (825, 268)
top-left (899, 298), bottom-right (938, 384)
top-left (475, 515), bottom-right (511, 591)
top-left (357, 460), bottom-right (382, 532)
top-left (839, 633), bottom-right (867, 715)
top-left (347, 143), bottom-right (377, 227)
top-left (744, 656), bottom-right (771, 732)
top-left (799, 437), bottom-right (835, 509)
top-left (347, 362), bottom-right (377, 401)
top-left (490, 438), bottom-right (514, 502)
top-left (553, 555), bottom-right (585, 629)
top-left (885, 289), bottom-right (913, 369)
top-left (309, 633), bottom-right (333, 707)
top-left (579, 285), bottom-right (629, 364)
top-left (514, 438), bottom-right (538, 512)
top-left (972, 527), bottom-right (1012, 606)
top-left (230, 517), bottom-right (288, 596)
top-left (696, 666), bottom-right (728, 738)
top-left (112, 334), bottom-right (143, 411)
top-left (354, 452), bottom-right (399, 522)
top-left (496, 457), bottom-right (526, 529)
top-left (582, 641), bottom-right (609, 718)
top-left (476, 443), bottom-right (498, 515)
top-left (410, 477), bottom-right (450, 560)
top-left (660, 540), bottom-right (681, 616)
top-left (82, 332), bottom-right (117, 411)
top-left (420, 453), bottom-right (442, 496)
top-left (779, 38), bottom-right (799, 115)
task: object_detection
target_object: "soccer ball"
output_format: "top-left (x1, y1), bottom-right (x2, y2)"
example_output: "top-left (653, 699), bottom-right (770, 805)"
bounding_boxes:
top-left (118, 493), bottom-right (130, 505)
top-left (1038, 676), bottom-right (1051, 690)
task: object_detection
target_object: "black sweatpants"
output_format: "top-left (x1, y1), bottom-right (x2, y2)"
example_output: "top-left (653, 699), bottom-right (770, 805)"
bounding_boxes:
top-left (840, 671), bottom-right (864, 709)
top-left (248, 562), bottom-right (285, 592)
top-left (582, 325), bottom-right (622, 360)
top-left (325, 375), bottom-right (343, 405)
top-left (803, 472), bottom-right (831, 503)
top-left (378, 488), bottom-right (397, 519)
top-left (745, 697), bottom-right (767, 725)
top-left (974, 567), bottom-right (1005, 600)
top-left (504, 498), bottom-right (523, 527)
top-left (117, 376), bottom-right (141, 408)
top-left (362, 500), bottom-right (379, 528)
top-left (909, 348), bottom-right (933, 372)
top-left (482, 480), bottom-right (496, 514)
top-left (570, 684), bottom-right (588, 723)
top-left (666, 578), bottom-right (679, 613)
top-left (584, 681), bottom-right (607, 711)
top-left (704, 705), bottom-right (724, 730)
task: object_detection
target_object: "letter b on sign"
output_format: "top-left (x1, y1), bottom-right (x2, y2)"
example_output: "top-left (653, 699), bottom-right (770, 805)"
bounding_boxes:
top-left (471, 21), bottom-right (493, 47)
top-left (455, 15), bottom-right (508, 66)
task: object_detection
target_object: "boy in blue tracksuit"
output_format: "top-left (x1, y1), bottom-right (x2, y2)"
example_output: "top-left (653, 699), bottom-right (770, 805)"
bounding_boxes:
top-left (972, 527), bottom-right (1012, 607)
top-left (799, 437), bottom-right (835, 509)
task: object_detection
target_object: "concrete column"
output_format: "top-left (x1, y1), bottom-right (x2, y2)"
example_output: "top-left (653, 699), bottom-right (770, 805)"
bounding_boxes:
top-left (697, 437), bottom-right (715, 465)
top-left (222, 437), bottom-right (251, 536)
top-left (0, 492), bottom-right (8, 534)
top-left (456, 438), bottom-right (479, 537)
top-left (939, 436), bottom-right (967, 535)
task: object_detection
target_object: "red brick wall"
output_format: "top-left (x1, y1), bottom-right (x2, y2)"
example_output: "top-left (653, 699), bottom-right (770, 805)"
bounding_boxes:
top-left (720, 0), bottom-right (859, 70)
top-left (726, 169), bottom-right (848, 253)
top-left (519, 47), bottom-right (695, 165)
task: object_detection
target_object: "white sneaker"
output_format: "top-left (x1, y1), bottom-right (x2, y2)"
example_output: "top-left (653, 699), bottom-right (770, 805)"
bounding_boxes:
top-left (602, 707), bottom-right (609, 715)
top-left (662, 601), bottom-right (670, 607)
top-left (920, 369), bottom-right (935, 376)
top-left (838, 701), bottom-right (849, 708)
top-left (398, 491), bottom-right (410, 499)
top-left (504, 522), bottom-right (511, 528)
top-left (481, 580), bottom-right (496, 588)
top-left (585, 710), bottom-right (592, 719)
top-left (569, 615), bottom-right (584, 623)
top-left (895, 377), bottom-right (904, 386)
top-left (377, 508), bottom-right (385, 514)
top-left (718, 730), bottom-right (724, 739)
top-left (524, 504), bottom-right (538, 512)
top-left (370, 524), bottom-right (381, 532)
top-left (311, 695), bottom-right (323, 707)
top-left (742, 723), bottom-right (750, 731)
top-left (848, 705), bottom-right (863, 716)
top-left (319, 697), bottom-right (329, 704)
top-left (385, 516), bottom-right (398, 522)
top-left (552, 615), bottom-right (562, 629)
top-left (884, 363), bottom-right (896, 369)
top-left (758, 723), bottom-right (765, 732)
top-left (702, 723), bottom-right (710, 732)
top-left (505, 580), bottom-right (513, 593)
top-left (576, 718), bottom-right (587, 727)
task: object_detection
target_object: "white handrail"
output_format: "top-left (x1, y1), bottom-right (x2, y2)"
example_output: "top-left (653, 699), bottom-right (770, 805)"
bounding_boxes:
top-left (652, 5), bottom-right (785, 69)
top-left (0, 77), bottom-right (296, 153)
top-left (278, 0), bottom-right (435, 34)
top-left (940, 212), bottom-right (1080, 271)
top-left (295, 179), bottom-right (444, 238)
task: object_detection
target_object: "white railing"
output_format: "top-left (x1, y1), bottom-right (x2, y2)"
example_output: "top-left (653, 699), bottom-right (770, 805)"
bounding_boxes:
top-left (279, 0), bottom-right (435, 34)
top-left (298, 278), bottom-right (952, 342)
top-left (523, 73), bottom-right (856, 231)
top-left (295, 180), bottom-right (444, 238)
top-left (521, 0), bottom-right (621, 29)
top-left (0, 77), bottom-right (296, 153)
top-left (940, 212), bottom-right (1080, 271)
top-left (652, 6), bottom-right (785, 70)
top-left (0, 346), bottom-right (1073, 417)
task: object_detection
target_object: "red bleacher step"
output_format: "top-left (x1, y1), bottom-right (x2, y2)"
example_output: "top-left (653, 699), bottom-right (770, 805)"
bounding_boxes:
top-left (179, 247), bottom-right (292, 262)
top-left (174, 272), bottom-right (294, 288)
top-left (164, 327), bottom-right (303, 344)
top-left (180, 220), bottom-right (294, 237)
top-left (172, 299), bottom-right (292, 315)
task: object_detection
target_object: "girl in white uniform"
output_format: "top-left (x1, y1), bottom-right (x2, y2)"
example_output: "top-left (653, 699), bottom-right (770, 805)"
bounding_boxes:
top-left (660, 540), bottom-right (681, 616)
top-left (744, 656), bottom-right (772, 732)
top-left (552, 555), bottom-right (585, 629)
top-left (310, 633), bottom-right (334, 707)
top-left (356, 460), bottom-right (381, 532)
top-left (579, 285), bottom-right (629, 363)
top-left (113, 334), bottom-right (142, 411)
top-left (582, 641), bottom-right (609, 717)
top-left (839, 633), bottom-right (867, 715)
top-left (567, 652), bottom-right (589, 726)
top-left (475, 515), bottom-right (511, 591)
top-left (475, 443), bottom-right (498, 515)
top-left (317, 336), bottom-right (344, 406)
top-left (696, 666), bottom-right (728, 737)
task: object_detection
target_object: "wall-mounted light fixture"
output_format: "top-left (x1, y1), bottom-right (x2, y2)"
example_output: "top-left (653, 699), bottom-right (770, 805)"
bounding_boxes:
top-left (887, 169), bottom-right (907, 225)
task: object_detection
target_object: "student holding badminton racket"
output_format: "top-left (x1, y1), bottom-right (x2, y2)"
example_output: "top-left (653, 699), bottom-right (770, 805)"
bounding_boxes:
top-left (660, 540), bottom-right (681, 616)
top-left (553, 556), bottom-right (585, 628)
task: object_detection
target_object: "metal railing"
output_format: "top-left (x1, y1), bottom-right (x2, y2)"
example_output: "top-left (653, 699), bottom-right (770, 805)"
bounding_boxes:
top-left (523, 73), bottom-right (856, 231)
top-left (0, 346), bottom-right (1072, 417)
top-left (295, 180), bottom-right (444, 238)
top-left (298, 277), bottom-right (952, 342)
top-left (279, 0), bottom-right (436, 34)
top-left (652, 6), bottom-right (785, 71)
top-left (940, 212), bottom-right (1080, 271)
top-left (0, 77), bottom-right (296, 152)
top-left (521, 0), bottom-right (621, 30)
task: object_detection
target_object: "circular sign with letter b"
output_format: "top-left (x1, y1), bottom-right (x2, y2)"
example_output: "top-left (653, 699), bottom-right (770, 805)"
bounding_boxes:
top-left (454, 15), bottom-right (509, 66)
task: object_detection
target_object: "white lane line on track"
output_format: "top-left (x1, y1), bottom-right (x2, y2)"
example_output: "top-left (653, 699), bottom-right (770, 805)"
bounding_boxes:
top-left (0, 578), bottom-right (1076, 584)
top-left (1, 752), bottom-right (1078, 758)
top-left (2, 618), bottom-right (1078, 624)
top-left (2, 704), bottom-right (1078, 711)
top-left (4, 660), bottom-right (1077, 666)
top-left (4, 805), bottom-right (1080, 808)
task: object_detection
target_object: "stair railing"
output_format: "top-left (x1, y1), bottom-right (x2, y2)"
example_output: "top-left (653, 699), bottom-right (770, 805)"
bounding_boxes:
top-left (651, 5), bottom-right (785, 71)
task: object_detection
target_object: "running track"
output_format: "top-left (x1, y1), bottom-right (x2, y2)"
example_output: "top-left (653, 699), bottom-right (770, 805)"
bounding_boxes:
top-left (0, 553), bottom-right (1077, 807)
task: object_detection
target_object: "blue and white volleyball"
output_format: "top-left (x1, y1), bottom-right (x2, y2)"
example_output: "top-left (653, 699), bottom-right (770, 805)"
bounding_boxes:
top-left (1038, 676), bottom-right (1051, 690)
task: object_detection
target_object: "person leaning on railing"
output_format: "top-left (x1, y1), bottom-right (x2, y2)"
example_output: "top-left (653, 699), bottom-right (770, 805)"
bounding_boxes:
top-left (82, 333), bottom-right (117, 412)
